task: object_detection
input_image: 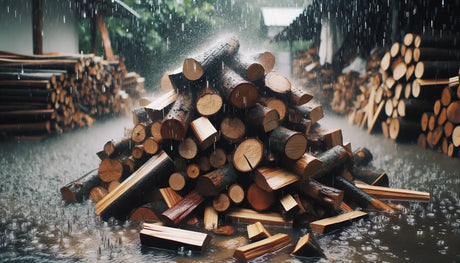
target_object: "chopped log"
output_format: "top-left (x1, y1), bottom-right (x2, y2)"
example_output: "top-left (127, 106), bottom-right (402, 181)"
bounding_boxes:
top-left (186, 163), bottom-right (200, 179)
top-left (226, 208), bottom-right (292, 226)
top-left (392, 60), bottom-right (407, 81)
top-left (195, 86), bottom-right (223, 116)
top-left (309, 211), bottom-right (368, 234)
top-left (352, 147), bottom-right (373, 167)
top-left (311, 145), bottom-right (352, 182)
top-left (421, 112), bottom-right (434, 132)
top-left (131, 122), bottom-right (150, 143)
top-left (129, 201), bottom-right (168, 222)
top-left (397, 99), bottom-right (433, 119)
top-left (380, 52), bottom-right (391, 71)
top-left (144, 90), bottom-right (178, 121)
top-left (333, 176), bottom-right (394, 212)
top-left (264, 71), bottom-right (291, 94)
top-left (220, 116), bottom-right (246, 143)
top-left (406, 64), bottom-right (415, 81)
top-left (204, 205), bottom-right (218, 230)
top-left (228, 53), bottom-right (265, 81)
top-left (268, 127), bottom-right (307, 160)
top-left (190, 116), bottom-right (219, 150)
top-left (321, 128), bottom-right (344, 149)
top-left (178, 137), bottom-right (198, 160)
top-left (160, 93), bottom-right (194, 141)
top-left (228, 183), bottom-right (245, 204)
top-left (209, 148), bottom-right (227, 168)
top-left (182, 34), bottom-right (239, 80)
top-left (403, 33), bottom-right (414, 46)
top-left (213, 193), bottom-right (231, 212)
top-left (281, 153), bottom-right (323, 180)
top-left (247, 183), bottom-right (275, 211)
top-left (254, 51), bottom-right (275, 73)
top-left (132, 145), bottom-right (145, 159)
top-left (143, 137), bottom-right (159, 155)
top-left (279, 194), bottom-right (299, 219)
top-left (254, 167), bottom-right (299, 192)
top-left (160, 190), bottom-right (204, 225)
top-left (414, 34), bottom-right (460, 48)
top-left (95, 151), bottom-right (175, 220)
top-left (233, 138), bottom-right (264, 172)
top-left (415, 61), bottom-right (460, 79)
top-left (60, 168), bottom-right (100, 202)
top-left (413, 47), bottom-right (460, 62)
top-left (389, 118), bottom-right (420, 141)
top-left (295, 179), bottom-right (344, 210)
top-left (140, 223), bottom-right (211, 252)
top-left (233, 233), bottom-right (290, 262)
top-left (260, 97), bottom-right (287, 121)
top-left (447, 101), bottom-right (460, 124)
top-left (288, 104), bottom-right (324, 124)
top-left (169, 172), bottom-right (189, 192)
top-left (98, 158), bottom-right (123, 183)
top-left (291, 233), bottom-right (325, 258)
top-left (159, 187), bottom-right (183, 208)
top-left (290, 86), bottom-right (313, 106)
top-left (89, 186), bottom-right (108, 203)
top-left (448, 142), bottom-right (459, 157)
top-left (431, 126), bottom-right (444, 147)
top-left (390, 42), bottom-right (400, 57)
top-left (354, 182), bottom-right (430, 202)
top-left (149, 121), bottom-right (162, 142)
top-left (352, 166), bottom-right (389, 187)
top-left (195, 163), bottom-right (237, 197)
top-left (444, 121), bottom-right (454, 137)
top-left (452, 126), bottom-right (460, 147)
top-left (104, 138), bottom-right (131, 157)
top-left (247, 222), bottom-right (271, 242)
top-left (404, 48), bottom-right (413, 64)
top-left (339, 202), bottom-right (354, 212)
top-left (220, 67), bottom-right (259, 109)
top-left (441, 86), bottom-right (457, 106)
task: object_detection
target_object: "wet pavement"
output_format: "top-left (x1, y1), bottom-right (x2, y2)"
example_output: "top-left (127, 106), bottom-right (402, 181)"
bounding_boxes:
top-left (0, 111), bottom-right (459, 262)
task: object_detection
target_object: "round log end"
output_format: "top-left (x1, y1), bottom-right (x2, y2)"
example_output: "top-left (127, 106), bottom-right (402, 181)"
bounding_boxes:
top-left (228, 184), bottom-right (245, 204)
top-left (265, 98), bottom-right (287, 120)
top-left (99, 158), bottom-right (123, 183)
top-left (213, 193), bottom-right (231, 212)
top-left (183, 58), bottom-right (204, 80)
top-left (220, 117), bottom-right (245, 143)
top-left (178, 137), bottom-right (198, 160)
top-left (233, 138), bottom-right (264, 172)
top-left (413, 47), bottom-right (420, 62)
top-left (263, 108), bottom-right (280, 132)
top-left (89, 186), bottom-right (108, 203)
top-left (447, 101), bottom-right (460, 124)
top-left (186, 164), bottom-right (200, 179)
top-left (160, 119), bottom-right (186, 141)
top-left (247, 183), bottom-right (275, 212)
top-left (393, 63), bottom-right (407, 81)
top-left (414, 35), bottom-right (421, 48)
top-left (247, 63), bottom-right (265, 81)
top-left (144, 137), bottom-right (159, 155)
top-left (389, 118), bottom-right (400, 140)
top-left (132, 145), bottom-right (145, 159)
top-left (230, 82), bottom-right (259, 109)
top-left (169, 172), bottom-right (186, 191)
top-left (411, 81), bottom-right (421, 98)
top-left (132, 123), bottom-right (147, 143)
top-left (414, 62), bottom-right (424, 79)
top-left (404, 33), bottom-right (414, 46)
top-left (150, 121), bottom-right (162, 142)
top-left (285, 133), bottom-right (307, 160)
top-left (196, 93), bottom-right (223, 116)
top-left (257, 51), bottom-right (275, 73)
top-left (60, 186), bottom-right (76, 202)
top-left (453, 125), bottom-right (460, 147)
top-left (380, 52), bottom-right (391, 71)
top-left (265, 71), bottom-right (291, 94)
top-left (130, 206), bottom-right (159, 222)
top-left (390, 42), bottom-right (400, 57)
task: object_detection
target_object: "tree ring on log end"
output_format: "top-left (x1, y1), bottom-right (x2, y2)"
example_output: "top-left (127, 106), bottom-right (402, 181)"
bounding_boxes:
top-left (247, 63), bottom-right (265, 81)
top-left (284, 134), bottom-right (307, 160)
top-left (233, 138), bottom-right (263, 172)
top-left (230, 83), bottom-right (259, 109)
top-left (183, 58), bottom-right (204, 80)
top-left (161, 119), bottom-right (186, 141)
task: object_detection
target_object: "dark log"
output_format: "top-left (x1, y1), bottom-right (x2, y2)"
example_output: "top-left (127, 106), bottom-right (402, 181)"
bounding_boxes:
top-left (195, 163), bottom-right (237, 196)
top-left (228, 53), bottom-right (265, 81)
top-left (182, 34), bottom-right (239, 80)
top-left (140, 223), bottom-right (211, 252)
top-left (281, 153), bottom-right (323, 180)
top-left (295, 179), bottom-right (344, 210)
top-left (268, 127), bottom-right (307, 160)
top-left (103, 138), bottom-right (132, 157)
top-left (160, 92), bottom-right (194, 141)
top-left (132, 145), bottom-right (145, 159)
top-left (60, 168), bottom-right (100, 202)
top-left (219, 67), bottom-right (259, 109)
top-left (288, 104), bottom-right (324, 124)
top-left (95, 151), bottom-right (175, 220)
top-left (397, 99), bottom-right (433, 120)
top-left (0, 79), bottom-right (52, 89)
top-left (0, 72), bottom-right (57, 83)
top-left (160, 190), bottom-right (204, 225)
top-left (389, 117), bottom-right (420, 141)
top-left (352, 147), bottom-right (373, 167)
top-left (311, 145), bottom-right (353, 182)
top-left (414, 34), bottom-right (460, 48)
top-left (352, 166), bottom-right (389, 187)
top-left (291, 233), bottom-right (325, 258)
top-left (254, 167), bottom-right (299, 192)
top-left (413, 47), bottom-right (460, 62)
top-left (411, 79), bottom-right (448, 99)
top-left (0, 109), bottom-right (55, 123)
top-left (333, 176), bottom-right (394, 212)
top-left (247, 103), bottom-right (280, 132)
top-left (415, 61), bottom-right (460, 79)
top-left (233, 138), bottom-right (264, 172)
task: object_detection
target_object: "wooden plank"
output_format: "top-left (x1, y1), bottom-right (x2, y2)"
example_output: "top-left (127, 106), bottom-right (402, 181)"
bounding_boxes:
top-left (310, 211), bottom-right (368, 233)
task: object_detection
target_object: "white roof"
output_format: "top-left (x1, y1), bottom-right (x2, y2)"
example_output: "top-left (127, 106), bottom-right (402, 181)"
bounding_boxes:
top-left (261, 7), bottom-right (303, 27)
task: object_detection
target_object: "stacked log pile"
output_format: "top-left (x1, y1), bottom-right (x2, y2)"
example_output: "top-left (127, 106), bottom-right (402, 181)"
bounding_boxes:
top-left (61, 35), bottom-right (430, 261)
top-left (0, 51), bottom-right (145, 138)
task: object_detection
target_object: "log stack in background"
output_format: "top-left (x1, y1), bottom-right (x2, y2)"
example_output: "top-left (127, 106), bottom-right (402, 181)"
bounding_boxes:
top-left (0, 51), bottom-right (145, 139)
top-left (61, 35), bottom-right (430, 260)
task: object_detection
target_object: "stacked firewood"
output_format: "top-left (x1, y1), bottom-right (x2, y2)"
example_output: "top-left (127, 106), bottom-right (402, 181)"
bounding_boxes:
top-left (0, 51), bottom-right (145, 138)
top-left (418, 71), bottom-right (460, 156)
top-left (61, 35), bottom-right (430, 260)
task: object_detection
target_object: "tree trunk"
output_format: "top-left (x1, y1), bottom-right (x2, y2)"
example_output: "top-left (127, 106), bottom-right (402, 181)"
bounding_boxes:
top-left (60, 168), bottom-right (100, 202)
top-left (160, 92), bottom-right (194, 141)
top-left (268, 126), bottom-right (307, 160)
top-left (219, 67), bottom-right (259, 109)
top-left (195, 163), bottom-right (237, 197)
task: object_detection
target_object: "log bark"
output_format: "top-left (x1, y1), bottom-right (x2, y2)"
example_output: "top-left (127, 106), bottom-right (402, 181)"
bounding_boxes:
top-left (413, 47), bottom-right (460, 62)
top-left (60, 168), bottom-right (100, 202)
top-left (219, 67), bottom-right (259, 109)
top-left (290, 86), bottom-right (313, 106)
top-left (253, 51), bottom-right (275, 73)
top-left (95, 151), bottom-right (175, 220)
top-left (228, 53), bottom-right (265, 81)
top-left (195, 163), bottom-right (237, 197)
top-left (397, 99), bottom-right (433, 120)
top-left (268, 127), bottom-right (307, 160)
top-left (352, 147), bottom-right (373, 167)
top-left (281, 153), bottom-right (323, 180)
top-left (311, 145), bottom-right (352, 182)
top-left (104, 138), bottom-right (132, 157)
top-left (295, 179), bottom-right (344, 210)
top-left (160, 190), bottom-right (204, 225)
top-left (389, 117), bottom-right (420, 141)
top-left (140, 223), bottom-right (211, 252)
top-left (247, 103), bottom-right (280, 132)
top-left (160, 92), bottom-right (194, 141)
top-left (247, 183), bottom-right (275, 212)
top-left (414, 34), bottom-right (460, 48)
top-left (288, 104), bottom-right (324, 124)
top-left (352, 166), bottom-right (389, 187)
top-left (415, 61), bottom-right (460, 79)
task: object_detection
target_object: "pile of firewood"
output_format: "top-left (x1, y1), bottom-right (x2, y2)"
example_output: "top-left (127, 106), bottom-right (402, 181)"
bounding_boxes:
top-left (418, 71), bottom-right (460, 156)
top-left (0, 51), bottom-right (145, 138)
top-left (61, 35), bottom-right (430, 261)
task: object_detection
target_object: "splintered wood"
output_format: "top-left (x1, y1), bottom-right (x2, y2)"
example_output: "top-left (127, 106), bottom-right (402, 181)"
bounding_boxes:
top-left (61, 35), bottom-right (431, 261)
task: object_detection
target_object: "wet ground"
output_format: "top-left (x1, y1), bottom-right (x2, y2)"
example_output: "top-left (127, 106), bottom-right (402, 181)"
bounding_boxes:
top-left (0, 110), bottom-right (459, 262)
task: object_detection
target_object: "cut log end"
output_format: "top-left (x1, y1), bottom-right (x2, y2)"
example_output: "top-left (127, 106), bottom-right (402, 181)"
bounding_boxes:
top-left (196, 93), bottom-right (223, 116)
top-left (213, 193), bottom-right (231, 212)
top-left (247, 63), bottom-right (265, 81)
top-left (285, 133), bottom-right (308, 160)
top-left (160, 119), bottom-right (186, 141)
top-left (230, 82), bottom-right (259, 109)
top-left (247, 183), bottom-right (275, 212)
top-left (178, 137), bottom-right (198, 160)
top-left (220, 117), bottom-right (245, 143)
top-left (265, 71), bottom-right (291, 94)
top-left (233, 138), bottom-right (264, 172)
top-left (228, 184), bottom-right (245, 204)
top-left (98, 158), bottom-right (123, 183)
top-left (257, 51), bottom-right (275, 73)
top-left (144, 137), bottom-right (159, 155)
top-left (169, 172), bottom-right (186, 191)
top-left (183, 58), bottom-right (204, 80)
